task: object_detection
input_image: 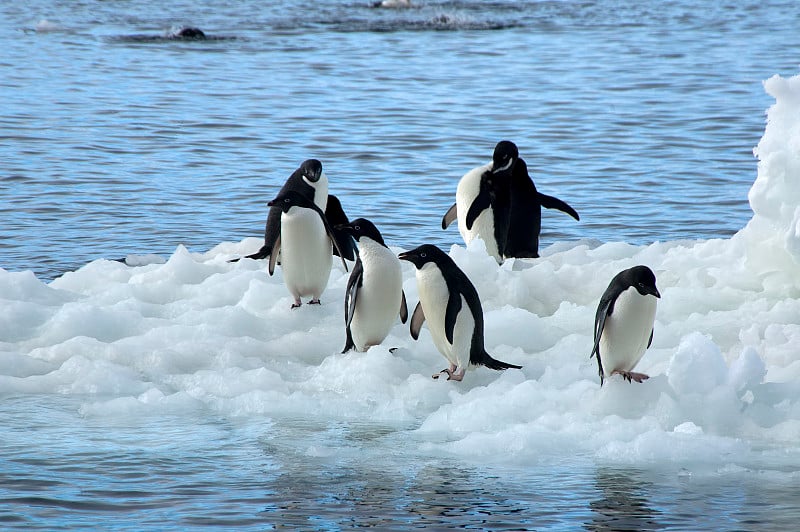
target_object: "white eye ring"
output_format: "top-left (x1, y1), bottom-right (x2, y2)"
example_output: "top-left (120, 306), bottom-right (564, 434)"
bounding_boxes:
top-left (420, 252), bottom-right (427, 258)
top-left (354, 225), bottom-right (360, 231)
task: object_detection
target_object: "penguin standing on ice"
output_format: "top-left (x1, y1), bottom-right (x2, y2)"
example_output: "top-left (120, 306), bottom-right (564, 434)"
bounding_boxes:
top-left (441, 140), bottom-right (517, 263)
top-left (340, 218), bottom-right (408, 353)
top-left (236, 159), bottom-right (355, 262)
top-left (590, 265), bottom-right (661, 386)
top-left (398, 244), bottom-right (522, 381)
top-left (267, 190), bottom-right (348, 309)
top-left (504, 157), bottom-right (580, 259)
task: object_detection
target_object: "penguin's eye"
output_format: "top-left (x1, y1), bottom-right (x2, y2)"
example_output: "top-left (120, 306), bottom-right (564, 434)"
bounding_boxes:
top-left (420, 252), bottom-right (427, 258)
top-left (354, 225), bottom-right (360, 231)
top-left (284, 198), bottom-right (290, 203)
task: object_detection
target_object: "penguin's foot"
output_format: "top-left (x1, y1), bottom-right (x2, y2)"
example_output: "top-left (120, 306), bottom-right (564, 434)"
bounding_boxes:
top-left (447, 367), bottom-right (466, 381)
top-left (308, 299), bottom-right (321, 305)
top-left (433, 364), bottom-right (463, 381)
top-left (613, 370), bottom-right (649, 383)
top-left (291, 299), bottom-right (302, 309)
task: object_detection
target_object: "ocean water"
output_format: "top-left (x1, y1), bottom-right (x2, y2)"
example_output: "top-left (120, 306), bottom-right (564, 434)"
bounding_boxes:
top-left (2, 0), bottom-right (800, 529)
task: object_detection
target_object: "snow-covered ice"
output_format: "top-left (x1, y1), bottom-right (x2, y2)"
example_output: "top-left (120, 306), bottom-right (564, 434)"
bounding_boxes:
top-left (2, 74), bottom-right (799, 476)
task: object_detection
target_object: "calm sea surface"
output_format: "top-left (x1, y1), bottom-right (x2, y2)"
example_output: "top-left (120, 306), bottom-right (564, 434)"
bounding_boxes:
top-left (3, 0), bottom-right (799, 280)
top-left (2, 0), bottom-right (800, 529)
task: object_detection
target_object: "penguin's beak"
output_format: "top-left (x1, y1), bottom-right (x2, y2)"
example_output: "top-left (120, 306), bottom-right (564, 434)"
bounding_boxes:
top-left (398, 251), bottom-right (412, 262)
top-left (267, 198), bottom-right (278, 207)
top-left (649, 286), bottom-right (661, 299)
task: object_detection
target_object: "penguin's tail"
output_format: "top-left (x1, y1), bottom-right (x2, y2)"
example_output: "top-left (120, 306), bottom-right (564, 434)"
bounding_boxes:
top-left (480, 352), bottom-right (522, 371)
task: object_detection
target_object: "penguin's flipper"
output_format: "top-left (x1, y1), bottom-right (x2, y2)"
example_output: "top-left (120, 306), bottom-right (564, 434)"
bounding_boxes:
top-left (399, 290), bottom-right (408, 324)
top-left (647, 328), bottom-right (654, 349)
top-left (341, 328), bottom-right (355, 354)
top-left (410, 302), bottom-right (425, 340)
top-left (537, 192), bottom-right (580, 221)
top-left (590, 299), bottom-right (611, 386)
top-left (246, 205), bottom-right (283, 263)
top-left (441, 203), bottom-right (458, 230)
top-left (268, 235), bottom-right (281, 276)
top-left (465, 189), bottom-right (492, 231)
top-left (344, 258), bottom-right (363, 329)
top-left (444, 291), bottom-right (463, 346)
top-left (230, 243), bottom-right (271, 262)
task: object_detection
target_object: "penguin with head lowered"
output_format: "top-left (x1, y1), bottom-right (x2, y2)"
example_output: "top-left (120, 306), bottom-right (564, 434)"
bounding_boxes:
top-left (339, 218), bottom-right (408, 353)
top-left (590, 265), bottom-right (660, 386)
top-left (399, 244), bottom-right (522, 381)
top-left (236, 159), bottom-right (356, 262)
top-left (267, 190), bottom-right (348, 309)
top-left (441, 140), bottom-right (517, 263)
top-left (504, 157), bottom-right (579, 259)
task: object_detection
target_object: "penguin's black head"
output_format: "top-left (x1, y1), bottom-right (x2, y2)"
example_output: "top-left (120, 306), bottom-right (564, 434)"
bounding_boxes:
top-left (267, 190), bottom-right (313, 213)
top-left (512, 157), bottom-right (529, 176)
top-left (299, 159), bottom-right (324, 183)
top-left (492, 140), bottom-right (519, 173)
top-left (398, 244), bottom-right (446, 269)
top-left (627, 265), bottom-right (661, 298)
top-left (339, 218), bottom-right (386, 246)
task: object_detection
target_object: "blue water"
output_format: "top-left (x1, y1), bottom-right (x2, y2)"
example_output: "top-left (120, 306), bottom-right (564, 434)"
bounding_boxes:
top-left (4, 0), bottom-right (799, 281)
top-left (3, 0), bottom-right (800, 529)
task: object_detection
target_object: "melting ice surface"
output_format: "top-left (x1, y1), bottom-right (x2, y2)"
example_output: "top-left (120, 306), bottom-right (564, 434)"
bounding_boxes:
top-left (2, 74), bottom-right (800, 528)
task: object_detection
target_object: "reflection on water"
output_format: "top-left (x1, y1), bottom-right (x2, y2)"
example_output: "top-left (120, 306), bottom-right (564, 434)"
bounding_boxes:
top-left (587, 468), bottom-right (662, 531)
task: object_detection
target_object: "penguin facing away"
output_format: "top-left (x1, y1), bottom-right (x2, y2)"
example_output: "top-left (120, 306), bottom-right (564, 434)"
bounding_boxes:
top-left (441, 140), bottom-right (518, 263)
top-left (267, 190), bottom-right (348, 309)
top-left (504, 157), bottom-right (580, 259)
top-left (590, 265), bottom-right (661, 386)
top-left (339, 218), bottom-right (408, 353)
top-left (398, 244), bottom-right (522, 381)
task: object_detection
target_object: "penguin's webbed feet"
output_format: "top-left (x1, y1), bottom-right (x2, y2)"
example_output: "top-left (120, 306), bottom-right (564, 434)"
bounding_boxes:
top-left (291, 299), bottom-right (302, 309)
top-left (613, 370), bottom-right (650, 383)
top-left (432, 364), bottom-right (464, 381)
top-left (308, 299), bottom-right (321, 305)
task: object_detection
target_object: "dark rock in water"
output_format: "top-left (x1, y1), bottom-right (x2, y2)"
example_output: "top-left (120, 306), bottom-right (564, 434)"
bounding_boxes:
top-left (170, 27), bottom-right (206, 40)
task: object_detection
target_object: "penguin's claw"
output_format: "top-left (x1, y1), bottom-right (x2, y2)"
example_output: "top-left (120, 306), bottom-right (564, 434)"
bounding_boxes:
top-left (308, 299), bottom-right (321, 305)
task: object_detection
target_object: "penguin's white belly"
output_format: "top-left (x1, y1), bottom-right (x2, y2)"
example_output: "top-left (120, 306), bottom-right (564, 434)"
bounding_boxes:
top-left (455, 163), bottom-right (500, 260)
top-left (600, 290), bottom-right (657, 375)
top-left (307, 173), bottom-right (328, 211)
top-left (280, 209), bottom-right (332, 299)
top-left (351, 247), bottom-right (403, 351)
top-left (416, 264), bottom-right (474, 369)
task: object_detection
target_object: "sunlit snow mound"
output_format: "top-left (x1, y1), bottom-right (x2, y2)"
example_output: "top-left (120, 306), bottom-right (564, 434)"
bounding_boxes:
top-left (2, 74), bottom-right (799, 474)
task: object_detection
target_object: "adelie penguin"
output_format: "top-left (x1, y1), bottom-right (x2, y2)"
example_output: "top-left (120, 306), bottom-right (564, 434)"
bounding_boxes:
top-left (441, 140), bottom-right (517, 263)
top-left (399, 244), bottom-right (522, 381)
top-left (505, 157), bottom-right (580, 259)
top-left (442, 140), bottom-right (579, 262)
top-left (267, 190), bottom-right (348, 309)
top-left (590, 265), bottom-right (661, 386)
top-left (340, 218), bottom-right (408, 353)
top-left (233, 159), bottom-right (356, 263)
